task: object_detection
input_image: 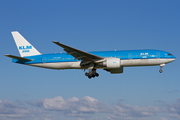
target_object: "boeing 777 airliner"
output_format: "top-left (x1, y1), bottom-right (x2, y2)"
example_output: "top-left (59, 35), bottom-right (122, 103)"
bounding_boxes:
top-left (5, 31), bottom-right (176, 79)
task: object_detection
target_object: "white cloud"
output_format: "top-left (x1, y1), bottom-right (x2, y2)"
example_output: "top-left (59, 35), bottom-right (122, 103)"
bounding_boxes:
top-left (107, 101), bottom-right (167, 120)
top-left (161, 118), bottom-right (168, 120)
top-left (171, 113), bottom-right (180, 119)
top-left (26, 96), bottom-right (169, 119)
top-left (27, 96), bottom-right (111, 117)
top-left (0, 100), bottom-right (53, 120)
top-left (1, 96), bottom-right (180, 120)
top-left (167, 99), bottom-right (180, 119)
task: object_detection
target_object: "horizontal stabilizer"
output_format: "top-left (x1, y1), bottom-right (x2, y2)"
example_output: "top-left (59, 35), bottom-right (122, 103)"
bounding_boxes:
top-left (4, 54), bottom-right (32, 61)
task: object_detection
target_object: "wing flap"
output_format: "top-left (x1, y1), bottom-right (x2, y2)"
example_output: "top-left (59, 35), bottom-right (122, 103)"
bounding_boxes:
top-left (5, 54), bottom-right (32, 61)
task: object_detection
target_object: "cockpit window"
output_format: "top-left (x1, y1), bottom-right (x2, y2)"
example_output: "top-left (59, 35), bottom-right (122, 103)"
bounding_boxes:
top-left (168, 54), bottom-right (172, 56)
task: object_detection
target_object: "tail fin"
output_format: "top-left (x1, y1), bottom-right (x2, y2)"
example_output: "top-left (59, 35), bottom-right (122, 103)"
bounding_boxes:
top-left (11, 31), bottom-right (41, 57)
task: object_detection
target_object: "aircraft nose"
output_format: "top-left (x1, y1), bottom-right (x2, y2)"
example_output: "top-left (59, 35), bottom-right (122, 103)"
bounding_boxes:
top-left (168, 58), bottom-right (176, 62)
top-left (173, 55), bottom-right (176, 61)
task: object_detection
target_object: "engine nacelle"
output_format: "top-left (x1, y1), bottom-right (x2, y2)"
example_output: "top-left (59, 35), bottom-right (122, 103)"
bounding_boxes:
top-left (104, 67), bottom-right (123, 74)
top-left (103, 57), bottom-right (121, 69)
top-left (109, 67), bottom-right (123, 74)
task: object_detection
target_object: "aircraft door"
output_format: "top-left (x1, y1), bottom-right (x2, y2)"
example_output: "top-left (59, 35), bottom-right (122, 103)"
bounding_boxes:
top-left (128, 53), bottom-right (133, 59)
top-left (42, 57), bottom-right (47, 63)
top-left (156, 52), bottom-right (160, 58)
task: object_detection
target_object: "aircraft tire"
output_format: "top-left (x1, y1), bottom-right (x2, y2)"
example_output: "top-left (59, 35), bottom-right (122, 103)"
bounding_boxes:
top-left (92, 74), bottom-right (95, 78)
top-left (95, 73), bottom-right (99, 77)
top-left (88, 75), bottom-right (92, 79)
top-left (85, 72), bottom-right (89, 76)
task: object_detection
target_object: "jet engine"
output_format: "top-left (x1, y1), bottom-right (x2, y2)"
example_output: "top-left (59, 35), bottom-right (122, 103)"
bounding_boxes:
top-left (101, 58), bottom-right (123, 74)
top-left (103, 57), bottom-right (121, 68)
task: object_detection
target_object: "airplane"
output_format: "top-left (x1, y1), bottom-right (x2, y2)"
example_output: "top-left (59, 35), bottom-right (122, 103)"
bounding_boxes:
top-left (5, 31), bottom-right (176, 79)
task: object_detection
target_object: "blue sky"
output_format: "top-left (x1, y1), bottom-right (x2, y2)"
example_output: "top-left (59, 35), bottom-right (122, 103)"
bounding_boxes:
top-left (0, 0), bottom-right (180, 120)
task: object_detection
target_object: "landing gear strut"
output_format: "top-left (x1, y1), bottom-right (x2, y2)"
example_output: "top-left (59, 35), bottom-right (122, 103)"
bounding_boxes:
top-left (85, 69), bottom-right (99, 79)
top-left (159, 64), bottom-right (165, 73)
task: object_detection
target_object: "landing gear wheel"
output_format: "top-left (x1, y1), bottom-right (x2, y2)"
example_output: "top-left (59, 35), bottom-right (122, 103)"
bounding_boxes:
top-left (88, 75), bottom-right (92, 79)
top-left (85, 69), bottom-right (99, 79)
top-left (85, 72), bottom-right (89, 76)
top-left (92, 74), bottom-right (95, 78)
top-left (159, 64), bottom-right (165, 73)
top-left (95, 73), bottom-right (99, 77)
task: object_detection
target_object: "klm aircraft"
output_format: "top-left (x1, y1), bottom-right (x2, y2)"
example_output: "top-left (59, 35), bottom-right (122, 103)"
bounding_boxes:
top-left (5, 31), bottom-right (176, 79)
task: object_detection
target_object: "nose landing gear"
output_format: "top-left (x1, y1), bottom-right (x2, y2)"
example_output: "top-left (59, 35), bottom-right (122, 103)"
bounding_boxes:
top-left (159, 64), bottom-right (165, 73)
top-left (85, 69), bottom-right (99, 79)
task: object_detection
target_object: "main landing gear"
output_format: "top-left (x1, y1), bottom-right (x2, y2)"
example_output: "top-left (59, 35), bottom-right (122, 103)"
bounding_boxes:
top-left (159, 64), bottom-right (165, 73)
top-left (85, 69), bottom-right (99, 79)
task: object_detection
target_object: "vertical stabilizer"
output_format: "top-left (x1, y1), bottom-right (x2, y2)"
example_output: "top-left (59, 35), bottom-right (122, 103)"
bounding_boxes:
top-left (11, 31), bottom-right (41, 57)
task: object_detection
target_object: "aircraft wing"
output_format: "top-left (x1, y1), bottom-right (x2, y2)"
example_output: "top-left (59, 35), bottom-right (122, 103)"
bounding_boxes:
top-left (53, 41), bottom-right (104, 63)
